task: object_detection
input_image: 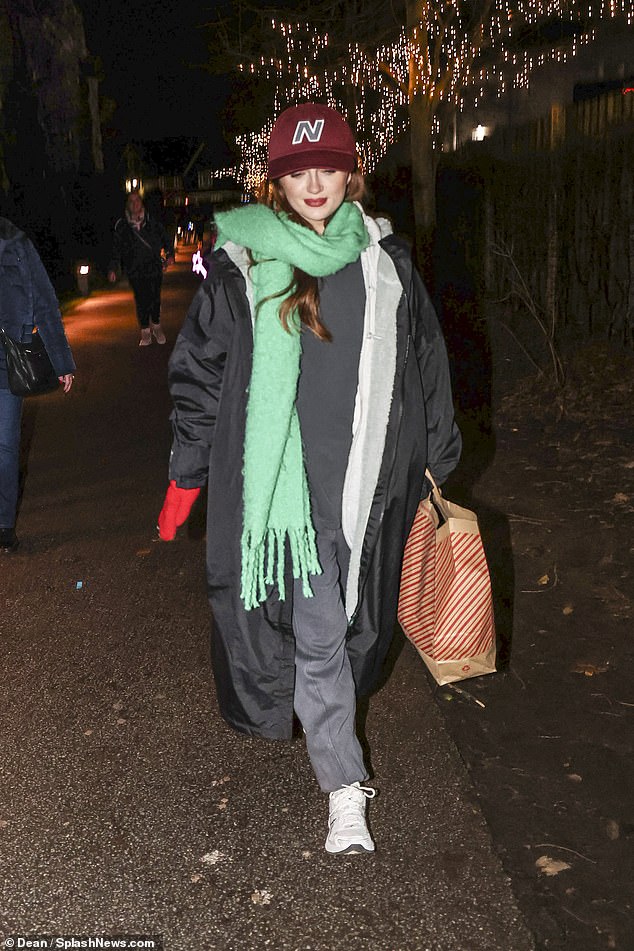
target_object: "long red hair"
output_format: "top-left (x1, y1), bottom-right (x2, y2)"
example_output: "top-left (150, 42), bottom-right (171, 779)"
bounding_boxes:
top-left (256, 170), bottom-right (366, 341)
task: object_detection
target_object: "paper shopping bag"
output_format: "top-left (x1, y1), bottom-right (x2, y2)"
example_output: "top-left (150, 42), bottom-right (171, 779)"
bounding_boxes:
top-left (397, 472), bottom-right (496, 686)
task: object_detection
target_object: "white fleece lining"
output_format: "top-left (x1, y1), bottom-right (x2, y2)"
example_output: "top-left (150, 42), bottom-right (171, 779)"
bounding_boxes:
top-left (222, 241), bottom-right (256, 322)
top-left (342, 211), bottom-right (401, 618)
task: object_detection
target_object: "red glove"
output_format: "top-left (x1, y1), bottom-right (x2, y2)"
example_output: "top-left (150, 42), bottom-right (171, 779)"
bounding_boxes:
top-left (157, 480), bottom-right (201, 540)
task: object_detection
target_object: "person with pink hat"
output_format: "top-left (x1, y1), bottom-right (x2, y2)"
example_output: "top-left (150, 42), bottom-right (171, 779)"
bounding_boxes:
top-left (158, 103), bottom-right (461, 854)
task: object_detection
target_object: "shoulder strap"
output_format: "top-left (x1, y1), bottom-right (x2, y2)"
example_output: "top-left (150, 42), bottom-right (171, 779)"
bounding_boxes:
top-left (132, 229), bottom-right (154, 252)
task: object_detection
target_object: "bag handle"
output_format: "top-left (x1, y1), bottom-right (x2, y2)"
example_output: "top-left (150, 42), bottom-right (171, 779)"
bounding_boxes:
top-left (424, 467), bottom-right (452, 524)
top-left (425, 467), bottom-right (439, 494)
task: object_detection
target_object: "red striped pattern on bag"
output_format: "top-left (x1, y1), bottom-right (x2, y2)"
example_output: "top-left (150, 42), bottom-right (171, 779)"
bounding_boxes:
top-left (398, 504), bottom-right (436, 652)
top-left (433, 531), bottom-right (494, 660)
top-left (398, 501), bottom-right (494, 662)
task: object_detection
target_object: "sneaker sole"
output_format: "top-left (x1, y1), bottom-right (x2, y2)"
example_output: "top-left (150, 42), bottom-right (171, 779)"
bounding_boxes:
top-left (325, 842), bottom-right (375, 855)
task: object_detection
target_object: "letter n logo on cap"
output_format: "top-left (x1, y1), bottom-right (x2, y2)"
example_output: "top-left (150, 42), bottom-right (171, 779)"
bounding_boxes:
top-left (292, 119), bottom-right (325, 145)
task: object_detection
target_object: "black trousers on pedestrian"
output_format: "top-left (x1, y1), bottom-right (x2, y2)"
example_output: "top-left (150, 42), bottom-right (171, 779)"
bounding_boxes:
top-left (128, 264), bottom-right (163, 328)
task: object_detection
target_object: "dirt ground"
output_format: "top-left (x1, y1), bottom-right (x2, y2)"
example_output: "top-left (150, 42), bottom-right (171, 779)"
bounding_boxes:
top-left (1, 263), bottom-right (538, 951)
top-left (432, 335), bottom-right (634, 950)
top-left (2, 257), bottom-right (631, 949)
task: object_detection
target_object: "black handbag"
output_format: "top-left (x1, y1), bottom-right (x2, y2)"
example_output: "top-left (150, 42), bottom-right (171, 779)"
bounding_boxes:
top-left (0, 327), bottom-right (59, 396)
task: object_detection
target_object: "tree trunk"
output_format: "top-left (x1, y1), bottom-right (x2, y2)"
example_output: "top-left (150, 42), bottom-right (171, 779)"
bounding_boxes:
top-left (7, 0), bottom-right (87, 174)
top-left (545, 184), bottom-right (558, 337)
top-left (623, 222), bottom-right (634, 346)
top-left (86, 73), bottom-right (104, 174)
top-left (409, 92), bottom-right (436, 267)
top-left (0, 0), bottom-right (13, 192)
top-left (405, 0), bottom-right (437, 264)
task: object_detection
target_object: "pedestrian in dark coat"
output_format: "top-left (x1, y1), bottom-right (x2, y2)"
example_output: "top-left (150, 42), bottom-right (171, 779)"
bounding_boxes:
top-left (0, 217), bottom-right (75, 553)
top-left (158, 104), bottom-right (461, 854)
top-left (108, 192), bottom-right (174, 347)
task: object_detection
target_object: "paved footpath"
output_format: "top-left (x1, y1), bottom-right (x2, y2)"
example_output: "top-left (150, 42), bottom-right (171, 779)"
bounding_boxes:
top-left (0, 249), bottom-right (534, 951)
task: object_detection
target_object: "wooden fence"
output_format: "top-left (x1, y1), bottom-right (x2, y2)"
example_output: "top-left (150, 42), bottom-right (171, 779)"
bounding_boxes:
top-left (460, 89), bottom-right (634, 351)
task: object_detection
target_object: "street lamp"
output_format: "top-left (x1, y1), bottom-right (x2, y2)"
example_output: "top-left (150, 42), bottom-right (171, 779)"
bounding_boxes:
top-left (76, 261), bottom-right (91, 296)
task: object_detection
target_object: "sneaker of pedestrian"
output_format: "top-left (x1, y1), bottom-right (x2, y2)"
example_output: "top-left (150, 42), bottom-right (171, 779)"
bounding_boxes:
top-left (325, 781), bottom-right (376, 855)
top-left (0, 527), bottom-right (19, 553)
top-left (151, 322), bottom-right (166, 345)
top-left (139, 328), bottom-right (152, 347)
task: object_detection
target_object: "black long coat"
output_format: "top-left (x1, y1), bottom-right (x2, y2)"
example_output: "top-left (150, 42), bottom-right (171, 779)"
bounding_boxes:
top-left (108, 214), bottom-right (173, 278)
top-left (167, 234), bottom-right (461, 739)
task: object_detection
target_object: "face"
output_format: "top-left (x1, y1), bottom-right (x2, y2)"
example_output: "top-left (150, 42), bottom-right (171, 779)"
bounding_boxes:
top-left (127, 193), bottom-right (144, 217)
top-left (278, 169), bottom-right (351, 233)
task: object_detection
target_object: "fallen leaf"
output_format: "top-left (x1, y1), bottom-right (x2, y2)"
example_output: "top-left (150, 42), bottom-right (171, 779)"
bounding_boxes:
top-left (567, 773), bottom-right (583, 783)
top-left (604, 820), bottom-right (620, 840)
top-left (191, 873), bottom-right (202, 883)
top-left (251, 889), bottom-right (273, 905)
top-left (537, 574), bottom-right (550, 586)
top-left (613, 492), bottom-right (629, 503)
top-left (136, 548), bottom-right (151, 557)
top-left (571, 662), bottom-right (608, 676)
top-left (536, 855), bottom-right (571, 876)
top-left (201, 850), bottom-right (225, 865)
top-left (211, 775), bottom-right (231, 787)
top-left (562, 604), bottom-right (574, 615)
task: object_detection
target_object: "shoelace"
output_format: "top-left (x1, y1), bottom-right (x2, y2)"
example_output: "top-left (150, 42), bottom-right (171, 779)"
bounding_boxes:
top-left (329, 783), bottom-right (376, 829)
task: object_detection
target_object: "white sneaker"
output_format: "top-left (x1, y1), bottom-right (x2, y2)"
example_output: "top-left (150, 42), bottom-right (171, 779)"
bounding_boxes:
top-left (325, 782), bottom-right (376, 855)
top-left (151, 323), bottom-right (166, 344)
top-left (139, 328), bottom-right (152, 346)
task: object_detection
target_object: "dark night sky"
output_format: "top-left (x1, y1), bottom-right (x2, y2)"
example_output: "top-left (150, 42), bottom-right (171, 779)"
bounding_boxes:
top-left (77, 0), bottom-right (232, 164)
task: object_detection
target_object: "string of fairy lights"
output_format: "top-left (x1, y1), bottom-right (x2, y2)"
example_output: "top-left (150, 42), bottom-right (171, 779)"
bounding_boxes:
top-left (215, 1), bottom-right (632, 192)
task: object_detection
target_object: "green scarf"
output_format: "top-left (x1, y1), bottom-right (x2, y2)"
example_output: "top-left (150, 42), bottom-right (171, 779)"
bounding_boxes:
top-left (215, 201), bottom-right (369, 610)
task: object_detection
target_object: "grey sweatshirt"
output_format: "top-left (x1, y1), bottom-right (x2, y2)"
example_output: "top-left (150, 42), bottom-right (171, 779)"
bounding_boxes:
top-left (295, 258), bottom-right (365, 530)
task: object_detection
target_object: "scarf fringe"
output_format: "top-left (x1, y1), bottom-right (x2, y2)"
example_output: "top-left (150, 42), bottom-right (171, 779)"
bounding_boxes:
top-left (240, 527), bottom-right (322, 611)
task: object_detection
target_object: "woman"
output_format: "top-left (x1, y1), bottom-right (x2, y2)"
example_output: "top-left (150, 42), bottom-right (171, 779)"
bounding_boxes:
top-left (108, 192), bottom-right (174, 346)
top-left (0, 216), bottom-right (75, 553)
top-left (158, 104), bottom-right (461, 854)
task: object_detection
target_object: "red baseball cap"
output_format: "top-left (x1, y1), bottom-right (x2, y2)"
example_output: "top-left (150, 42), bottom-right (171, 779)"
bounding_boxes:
top-left (268, 104), bottom-right (357, 179)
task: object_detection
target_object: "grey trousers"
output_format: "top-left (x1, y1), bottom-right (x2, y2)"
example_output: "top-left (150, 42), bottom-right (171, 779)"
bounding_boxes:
top-left (292, 526), bottom-right (367, 793)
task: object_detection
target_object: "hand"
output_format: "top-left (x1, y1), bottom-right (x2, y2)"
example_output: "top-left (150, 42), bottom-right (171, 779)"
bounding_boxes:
top-left (107, 270), bottom-right (117, 283)
top-left (59, 374), bottom-right (74, 393)
top-left (157, 480), bottom-right (201, 540)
